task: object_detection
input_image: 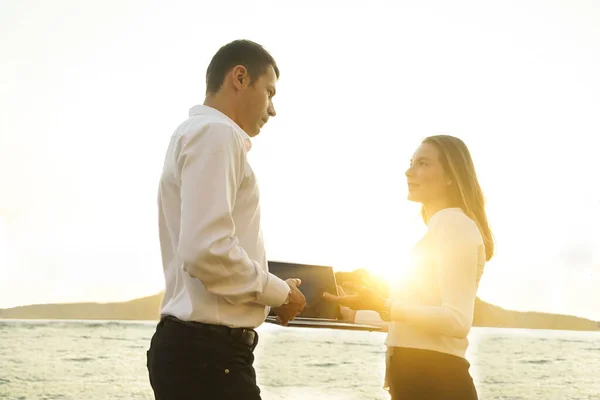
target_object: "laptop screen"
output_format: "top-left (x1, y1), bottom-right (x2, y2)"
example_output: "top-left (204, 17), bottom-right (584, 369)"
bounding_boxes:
top-left (267, 261), bottom-right (340, 320)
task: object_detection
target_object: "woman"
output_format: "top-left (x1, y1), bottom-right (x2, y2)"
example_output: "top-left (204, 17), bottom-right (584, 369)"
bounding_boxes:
top-left (324, 135), bottom-right (494, 400)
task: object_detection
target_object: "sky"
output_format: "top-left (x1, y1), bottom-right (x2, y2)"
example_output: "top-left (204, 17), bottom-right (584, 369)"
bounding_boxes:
top-left (1, 0), bottom-right (599, 320)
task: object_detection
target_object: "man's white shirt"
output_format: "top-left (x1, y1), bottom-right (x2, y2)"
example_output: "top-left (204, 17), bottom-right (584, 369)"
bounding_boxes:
top-left (157, 105), bottom-right (290, 328)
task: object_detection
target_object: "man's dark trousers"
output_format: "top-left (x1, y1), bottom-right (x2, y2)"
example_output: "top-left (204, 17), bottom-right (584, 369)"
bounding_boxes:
top-left (147, 315), bottom-right (261, 400)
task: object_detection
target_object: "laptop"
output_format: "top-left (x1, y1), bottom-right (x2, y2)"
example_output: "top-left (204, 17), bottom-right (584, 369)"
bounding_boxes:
top-left (265, 261), bottom-right (382, 331)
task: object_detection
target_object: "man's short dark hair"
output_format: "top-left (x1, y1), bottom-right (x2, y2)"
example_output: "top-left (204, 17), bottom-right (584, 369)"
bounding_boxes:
top-left (205, 40), bottom-right (280, 94)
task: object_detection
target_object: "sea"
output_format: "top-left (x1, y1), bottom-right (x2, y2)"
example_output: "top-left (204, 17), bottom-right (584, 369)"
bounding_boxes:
top-left (0, 320), bottom-right (598, 400)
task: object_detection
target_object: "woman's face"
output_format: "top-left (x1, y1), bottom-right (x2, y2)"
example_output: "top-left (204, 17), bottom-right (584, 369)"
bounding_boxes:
top-left (405, 142), bottom-right (451, 204)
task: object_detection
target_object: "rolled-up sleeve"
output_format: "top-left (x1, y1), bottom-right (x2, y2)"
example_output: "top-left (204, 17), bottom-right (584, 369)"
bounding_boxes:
top-left (390, 219), bottom-right (480, 339)
top-left (176, 123), bottom-right (289, 307)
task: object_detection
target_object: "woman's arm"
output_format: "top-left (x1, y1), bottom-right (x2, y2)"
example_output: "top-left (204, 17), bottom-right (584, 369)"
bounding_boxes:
top-left (354, 310), bottom-right (389, 331)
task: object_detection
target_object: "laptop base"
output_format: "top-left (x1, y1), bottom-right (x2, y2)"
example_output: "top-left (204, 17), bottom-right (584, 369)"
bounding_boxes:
top-left (264, 316), bottom-right (383, 332)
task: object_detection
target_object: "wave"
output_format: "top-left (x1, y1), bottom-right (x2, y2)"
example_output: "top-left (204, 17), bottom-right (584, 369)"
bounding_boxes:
top-left (80, 321), bottom-right (130, 328)
top-left (520, 359), bottom-right (553, 364)
top-left (307, 362), bottom-right (338, 367)
top-left (63, 357), bottom-right (95, 362)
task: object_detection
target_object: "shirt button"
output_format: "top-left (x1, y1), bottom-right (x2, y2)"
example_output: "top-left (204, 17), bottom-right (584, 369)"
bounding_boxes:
top-left (224, 369), bottom-right (230, 374)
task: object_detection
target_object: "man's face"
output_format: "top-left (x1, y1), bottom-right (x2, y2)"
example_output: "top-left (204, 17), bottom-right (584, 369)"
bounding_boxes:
top-left (238, 65), bottom-right (277, 137)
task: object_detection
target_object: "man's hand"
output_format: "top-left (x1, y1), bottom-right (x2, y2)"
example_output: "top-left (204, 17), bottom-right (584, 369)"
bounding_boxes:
top-left (271, 278), bottom-right (306, 326)
top-left (323, 282), bottom-right (387, 312)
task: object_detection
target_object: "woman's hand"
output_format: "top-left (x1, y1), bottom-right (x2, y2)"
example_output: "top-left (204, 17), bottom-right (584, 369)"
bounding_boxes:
top-left (324, 283), bottom-right (387, 312)
top-left (334, 285), bottom-right (357, 322)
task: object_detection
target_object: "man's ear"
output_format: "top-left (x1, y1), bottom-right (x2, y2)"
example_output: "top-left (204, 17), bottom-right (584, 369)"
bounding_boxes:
top-left (231, 65), bottom-right (248, 89)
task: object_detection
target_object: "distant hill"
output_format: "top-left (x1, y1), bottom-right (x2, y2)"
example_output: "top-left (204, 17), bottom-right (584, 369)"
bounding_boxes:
top-left (1, 292), bottom-right (598, 331)
top-left (472, 298), bottom-right (600, 331)
top-left (0, 294), bottom-right (161, 321)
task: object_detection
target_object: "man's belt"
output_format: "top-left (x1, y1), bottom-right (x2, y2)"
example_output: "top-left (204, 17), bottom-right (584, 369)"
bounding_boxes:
top-left (162, 315), bottom-right (258, 350)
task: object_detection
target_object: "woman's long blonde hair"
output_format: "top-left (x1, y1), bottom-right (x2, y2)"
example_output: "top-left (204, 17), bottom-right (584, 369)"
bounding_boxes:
top-left (421, 135), bottom-right (494, 262)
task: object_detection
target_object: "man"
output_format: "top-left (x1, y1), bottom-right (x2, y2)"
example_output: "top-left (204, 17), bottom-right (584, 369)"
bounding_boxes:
top-left (146, 39), bottom-right (306, 400)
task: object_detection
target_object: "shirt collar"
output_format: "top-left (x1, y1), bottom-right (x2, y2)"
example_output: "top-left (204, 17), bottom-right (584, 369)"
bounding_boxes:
top-left (189, 105), bottom-right (252, 152)
top-left (428, 207), bottom-right (463, 225)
